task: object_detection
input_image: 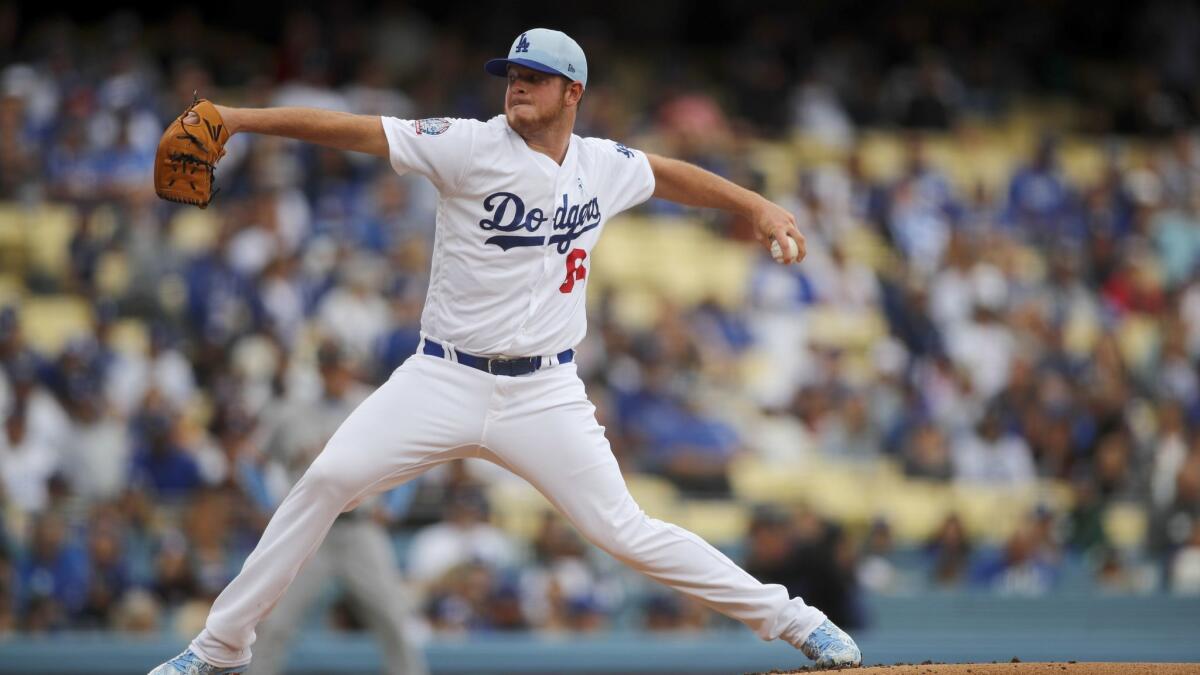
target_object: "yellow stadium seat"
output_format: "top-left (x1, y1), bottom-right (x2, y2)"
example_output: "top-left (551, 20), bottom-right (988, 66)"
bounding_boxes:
top-left (601, 287), bottom-right (661, 331)
top-left (109, 318), bottom-right (149, 357)
top-left (803, 462), bottom-right (876, 524)
top-left (876, 481), bottom-right (955, 545)
top-left (673, 499), bottom-right (749, 546)
top-left (169, 208), bottom-right (220, 254)
top-left (729, 456), bottom-right (809, 505)
top-left (0, 274), bottom-right (23, 306)
top-left (96, 252), bottom-right (131, 297)
top-left (856, 131), bottom-right (906, 183)
top-left (1103, 501), bottom-right (1149, 550)
top-left (748, 140), bottom-right (803, 197)
top-left (839, 222), bottom-right (893, 272)
top-left (24, 204), bottom-right (77, 280)
top-left (788, 133), bottom-right (848, 171)
top-left (1062, 307), bottom-right (1100, 357)
top-left (0, 202), bottom-right (24, 274)
top-left (919, 133), bottom-right (957, 170)
top-left (19, 295), bottom-right (92, 354)
top-left (592, 216), bottom-right (755, 319)
top-left (590, 222), bottom-right (646, 283)
top-left (1116, 315), bottom-right (1161, 371)
top-left (1059, 137), bottom-right (1108, 186)
top-left (0, 202), bottom-right (78, 282)
top-left (943, 125), bottom-right (1021, 194)
top-left (1000, 100), bottom-right (1050, 151)
top-left (590, 216), bottom-right (657, 292)
top-left (804, 306), bottom-right (887, 351)
top-left (487, 480), bottom-right (554, 541)
top-left (1039, 479), bottom-right (1075, 513)
top-left (951, 484), bottom-right (1030, 544)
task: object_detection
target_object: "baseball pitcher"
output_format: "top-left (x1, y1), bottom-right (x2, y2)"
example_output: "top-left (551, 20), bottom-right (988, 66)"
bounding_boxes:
top-left (150, 28), bottom-right (861, 674)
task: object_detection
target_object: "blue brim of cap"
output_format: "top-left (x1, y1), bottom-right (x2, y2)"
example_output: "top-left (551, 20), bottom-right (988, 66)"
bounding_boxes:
top-left (485, 57), bottom-right (568, 80)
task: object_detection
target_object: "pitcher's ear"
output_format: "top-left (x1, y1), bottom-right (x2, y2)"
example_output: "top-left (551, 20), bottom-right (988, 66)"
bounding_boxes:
top-left (565, 80), bottom-right (584, 107)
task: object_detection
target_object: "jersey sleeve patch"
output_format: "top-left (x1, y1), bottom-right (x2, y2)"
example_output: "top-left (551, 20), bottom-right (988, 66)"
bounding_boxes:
top-left (613, 142), bottom-right (635, 158)
top-left (413, 118), bottom-right (452, 135)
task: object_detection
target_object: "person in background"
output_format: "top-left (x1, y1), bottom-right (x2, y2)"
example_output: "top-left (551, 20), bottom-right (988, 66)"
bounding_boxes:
top-left (245, 341), bottom-right (428, 675)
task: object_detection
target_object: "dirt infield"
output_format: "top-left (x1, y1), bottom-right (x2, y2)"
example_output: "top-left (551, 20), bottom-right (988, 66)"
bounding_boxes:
top-left (771, 664), bottom-right (1200, 674)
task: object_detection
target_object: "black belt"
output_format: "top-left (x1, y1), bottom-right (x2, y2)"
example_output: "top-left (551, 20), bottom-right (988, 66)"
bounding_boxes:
top-left (422, 339), bottom-right (573, 377)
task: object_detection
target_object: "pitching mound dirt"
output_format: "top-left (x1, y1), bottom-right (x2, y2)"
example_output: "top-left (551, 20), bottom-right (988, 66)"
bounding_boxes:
top-left (771, 663), bottom-right (1200, 674)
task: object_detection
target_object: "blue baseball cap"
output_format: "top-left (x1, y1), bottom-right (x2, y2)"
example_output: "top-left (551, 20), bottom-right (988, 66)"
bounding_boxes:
top-left (485, 28), bottom-right (588, 88)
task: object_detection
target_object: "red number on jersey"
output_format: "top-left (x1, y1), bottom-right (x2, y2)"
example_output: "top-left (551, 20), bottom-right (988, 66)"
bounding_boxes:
top-left (559, 248), bottom-right (588, 293)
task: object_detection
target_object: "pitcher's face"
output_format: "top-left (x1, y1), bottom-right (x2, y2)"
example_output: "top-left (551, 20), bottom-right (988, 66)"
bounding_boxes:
top-left (504, 64), bottom-right (576, 135)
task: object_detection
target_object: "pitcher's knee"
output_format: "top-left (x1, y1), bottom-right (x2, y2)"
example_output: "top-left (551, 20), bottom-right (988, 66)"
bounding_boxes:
top-left (577, 507), bottom-right (655, 562)
top-left (299, 450), bottom-right (369, 504)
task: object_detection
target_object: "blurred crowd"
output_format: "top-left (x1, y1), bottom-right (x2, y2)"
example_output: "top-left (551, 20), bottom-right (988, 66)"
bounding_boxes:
top-left (2, 1), bottom-right (1200, 640)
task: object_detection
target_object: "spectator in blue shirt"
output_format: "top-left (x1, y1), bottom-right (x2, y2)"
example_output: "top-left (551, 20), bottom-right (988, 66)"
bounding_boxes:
top-left (1005, 135), bottom-right (1075, 242)
top-left (15, 513), bottom-right (89, 631)
top-left (128, 411), bottom-right (201, 500)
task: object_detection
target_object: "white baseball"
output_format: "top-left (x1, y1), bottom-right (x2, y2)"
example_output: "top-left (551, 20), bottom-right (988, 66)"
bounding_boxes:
top-left (771, 237), bottom-right (798, 263)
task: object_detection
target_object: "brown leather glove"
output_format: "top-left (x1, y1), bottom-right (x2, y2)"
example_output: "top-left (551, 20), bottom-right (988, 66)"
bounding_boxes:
top-left (153, 97), bottom-right (230, 209)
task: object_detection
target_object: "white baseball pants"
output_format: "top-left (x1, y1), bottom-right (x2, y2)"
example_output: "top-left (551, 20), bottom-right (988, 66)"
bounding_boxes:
top-left (190, 347), bottom-right (826, 667)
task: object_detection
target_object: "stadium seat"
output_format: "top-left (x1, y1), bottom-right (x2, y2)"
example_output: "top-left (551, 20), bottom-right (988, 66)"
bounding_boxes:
top-left (1059, 137), bottom-right (1108, 186)
top-left (24, 204), bottom-right (77, 281)
top-left (0, 202), bottom-right (78, 284)
top-left (749, 139), bottom-right (804, 196)
top-left (1062, 307), bottom-right (1101, 357)
top-left (18, 295), bottom-right (93, 354)
top-left (0, 273), bottom-right (23, 306)
top-left (1116, 314), bottom-right (1161, 371)
top-left (0, 202), bottom-right (24, 274)
top-left (803, 305), bottom-right (887, 351)
top-left (169, 208), bottom-right (220, 254)
top-left (951, 484), bottom-right (1028, 543)
top-left (96, 251), bottom-right (131, 297)
top-left (941, 123), bottom-right (1020, 194)
top-left (728, 455), bottom-right (808, 505)
top-left (109, 318), bottom-right (149, 356)
top-left (876, 481), bottom-right (955, 545)
top-left (856, 131), bottom-right (906, 182)
top-left (800, 459), bottom-right (878, 524)
top-left (838, 224), bottom-right (893, 273)
top-left (1102, 501), bottom-right (1149, 550)
top-left (672, 499), bottom-right (749, 547)
top-left (486, 480), bottom-right (555, 541)
top-left (592, 216), bottom-right (755, 322)
top-left (789, 132), bottom-right (849, 164)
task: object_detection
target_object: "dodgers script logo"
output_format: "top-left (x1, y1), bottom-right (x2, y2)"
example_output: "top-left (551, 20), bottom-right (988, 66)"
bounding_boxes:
top-left (479, 192), bottom-right (601, 254)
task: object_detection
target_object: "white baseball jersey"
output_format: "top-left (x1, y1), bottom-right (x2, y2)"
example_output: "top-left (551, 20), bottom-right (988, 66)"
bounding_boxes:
top-left (379, 114), bottom-right (655, 357)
